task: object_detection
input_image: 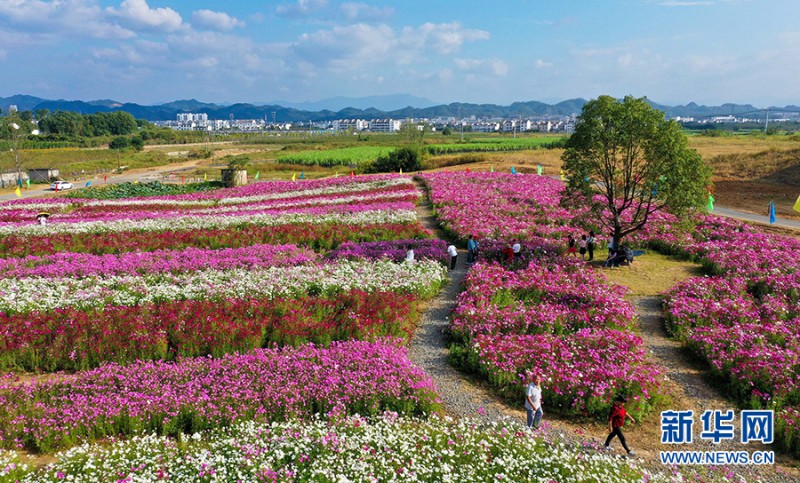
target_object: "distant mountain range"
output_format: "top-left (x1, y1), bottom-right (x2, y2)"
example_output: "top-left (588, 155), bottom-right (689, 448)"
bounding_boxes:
top-left (1, 94), bottom-right (797, 123)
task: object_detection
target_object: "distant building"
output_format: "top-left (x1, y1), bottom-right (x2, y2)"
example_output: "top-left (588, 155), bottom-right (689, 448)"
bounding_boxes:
top-left (368, 119), bottom-right (401, 132)
top-left (177, 113), bottom-right (208, 123)
top-left (333, 119), bottom-right (368, 132)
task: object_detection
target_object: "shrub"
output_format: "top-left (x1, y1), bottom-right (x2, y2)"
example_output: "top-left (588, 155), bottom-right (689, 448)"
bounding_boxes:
top-left (366, 147), bottom-right (422, 173)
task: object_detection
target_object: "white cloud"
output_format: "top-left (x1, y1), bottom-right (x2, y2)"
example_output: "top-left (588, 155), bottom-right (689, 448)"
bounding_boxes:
top-left (191, 10), bottom-right (244, 31)
top-left (0, 0), bottom-right (134, 39)
top-left (293, 23), bottom-right (395, 71)
top-left (534, 59), bottom-right (553, 69)
top-left (454, 58), bottom-right (508, 76)
top-left (276, 0), bottom-right (328, 19)
top-left (412, 22), bottom-right (489, 55)
top-left (108, 0), bottom-right (183, 32)
top-left (340, 2), bottom-right (394, 22)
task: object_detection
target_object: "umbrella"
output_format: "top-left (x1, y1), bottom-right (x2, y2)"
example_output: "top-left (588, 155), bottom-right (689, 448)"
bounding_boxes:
top-left (36, 212), bottom-right (50, 218)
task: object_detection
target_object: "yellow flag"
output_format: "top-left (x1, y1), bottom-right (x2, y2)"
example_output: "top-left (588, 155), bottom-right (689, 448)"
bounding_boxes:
top-left (794, 195), bottom-right (800, 213)
top-left (399, 168), bottom-right (403, 174)
top-left (204, 173), bottom-right (207, 181)
top-left (291, 173), bottom-right (296, 182)
top-left (15, 186), bottom-right (22, 198)
top-left (133, 179), bottom-right (139, 184)
top-left (560, 169), bottom-right (566, 181)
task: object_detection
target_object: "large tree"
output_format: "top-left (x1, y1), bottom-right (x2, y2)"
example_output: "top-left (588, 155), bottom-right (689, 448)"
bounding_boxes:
top-left (561, 95), bottom-right (711, 248)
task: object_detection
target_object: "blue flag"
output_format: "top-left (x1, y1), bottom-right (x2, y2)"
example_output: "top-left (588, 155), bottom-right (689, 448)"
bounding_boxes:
top-left (511, 166), bottom-right (517, 175)
top-left (769, 202), bottom-right (776, 224)
top-left (85, 181), bottom-right (91, 188)
top-left (300, 171), bottom-right (305, 179)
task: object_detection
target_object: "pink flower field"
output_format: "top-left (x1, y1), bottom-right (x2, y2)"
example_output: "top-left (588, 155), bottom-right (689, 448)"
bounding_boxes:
top-left (0, 175), bottom-right (446, 454)
top-left (661, 214), bottom-right (800, 455)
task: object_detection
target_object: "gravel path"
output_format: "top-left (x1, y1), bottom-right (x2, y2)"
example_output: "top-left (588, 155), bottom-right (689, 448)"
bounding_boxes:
top-left (408, 194), bottom-right (513, 422)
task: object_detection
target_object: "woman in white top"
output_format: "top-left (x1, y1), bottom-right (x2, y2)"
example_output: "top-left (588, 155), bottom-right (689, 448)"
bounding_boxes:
top-left (405, 245), bottom-right (415, 264)
top-left (447, 243), bottom-right (458, 270)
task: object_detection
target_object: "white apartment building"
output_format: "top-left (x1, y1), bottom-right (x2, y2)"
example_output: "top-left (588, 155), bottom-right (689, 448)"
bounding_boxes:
top-left (333, 119), bottom-right (369, 132)
top-left (368, 119), bottom-right (402, 132)
top-left (177, 113), bottom-right (208, 123)
top-left (470, 122), bottom-right (500, 133)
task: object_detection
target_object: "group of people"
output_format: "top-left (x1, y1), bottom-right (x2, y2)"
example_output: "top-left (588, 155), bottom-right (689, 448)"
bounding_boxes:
top-left (525, 374), bottom-right (636, 457)
top-left (501, 239), bottom-right (522, 263)
top-left (565, 231), bottom-right (597, 261)
top-left (440, 235), bottom-right (481, 271)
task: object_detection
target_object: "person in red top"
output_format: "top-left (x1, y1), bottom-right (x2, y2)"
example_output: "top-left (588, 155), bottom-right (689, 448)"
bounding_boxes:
top-left (604, 395), bottom-right (636, 456)
top-left (502, 243), bottom-right (515, 264)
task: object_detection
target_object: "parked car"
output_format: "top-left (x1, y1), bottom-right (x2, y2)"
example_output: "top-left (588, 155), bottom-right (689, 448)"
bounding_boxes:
top-left (50, 181), bottom-right (74, 191)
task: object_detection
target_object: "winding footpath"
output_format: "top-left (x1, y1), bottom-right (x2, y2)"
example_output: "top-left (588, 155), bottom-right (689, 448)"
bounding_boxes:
top-left (409, 184), bottom-right (800, 481)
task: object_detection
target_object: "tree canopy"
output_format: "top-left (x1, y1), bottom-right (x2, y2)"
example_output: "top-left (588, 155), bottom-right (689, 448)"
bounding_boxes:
top-left (561, 95), bottom-right (711, 247)
top-left (38, 110), bottom-right (138, 137)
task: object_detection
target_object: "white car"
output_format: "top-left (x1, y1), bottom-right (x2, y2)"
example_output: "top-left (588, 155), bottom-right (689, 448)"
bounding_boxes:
top-left (50, 181), bottom-right (74, 191)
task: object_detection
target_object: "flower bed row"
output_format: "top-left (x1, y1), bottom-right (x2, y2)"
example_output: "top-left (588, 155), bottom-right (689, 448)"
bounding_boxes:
top-left (0, 259), bottom-right (447, 315)
top-left (0, 184), bottom-right (419, 224)
top-left (0, 291), bottom-right (420, 372)
top-left (0, 222), bottom-right (429, 257)
top-left (0, 205), bottom-right (418, 237)
top-left (0, 243), bottom-right (317, 279)
top-left (0, 416), bottom-right (655, 482)
top-left (1, 176), bottom-right (414, 212)
top-left (451, 259), bottom-right (662, 417)
top-left (0, 340), bottom-right (439, 452)
top-left (325, 238), bottom-right (448, 265)
top-left (659, 215), bottom-right (800, 455)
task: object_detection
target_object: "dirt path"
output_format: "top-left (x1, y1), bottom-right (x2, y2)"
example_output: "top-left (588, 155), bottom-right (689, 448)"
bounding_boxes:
top-left (409, 182), bottom-right (800, 481)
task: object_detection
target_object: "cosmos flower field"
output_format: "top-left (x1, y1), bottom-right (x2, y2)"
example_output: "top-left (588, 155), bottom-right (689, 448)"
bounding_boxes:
top-left (4, 171), bottom-right (792, 480)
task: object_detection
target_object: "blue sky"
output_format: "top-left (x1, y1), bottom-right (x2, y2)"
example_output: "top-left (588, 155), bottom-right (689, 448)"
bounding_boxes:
top-left (0, 0), bottom-right (798, 107)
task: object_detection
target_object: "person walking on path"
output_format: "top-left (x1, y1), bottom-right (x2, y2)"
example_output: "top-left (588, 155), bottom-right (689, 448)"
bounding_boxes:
top-left (587, 231), bottom-right (596, 261)
top-left (466, 234), bottom-right (479, 265)
top-left (447, 242), bottom-right (458, 270)
top-left (525, 374), bottom-right (543, 430)
top-left (604, 396), bottom-right (636, 456)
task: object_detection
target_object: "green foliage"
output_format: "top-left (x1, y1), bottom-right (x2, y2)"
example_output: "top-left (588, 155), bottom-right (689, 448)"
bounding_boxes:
top-left (441, 126), bottom-right (453, 135)
top-left (276, 146), bottom-right (393, 167)
top-left (427, 137), bottom-right (565, 155)
top-left (561, 95), bottom-right (712, 247)
top-left (130, 136), bottom-right (145, 151)
top-left (39, 110), bottom-right (139, 137)
top-left (64, 180), bottom-right (225, 199)
top-left (108, 136), bottom-right (130, 150)
top-left (365, 147), bottom-right (422, 173)
top-left (224, 154), bottom-right (249, 170)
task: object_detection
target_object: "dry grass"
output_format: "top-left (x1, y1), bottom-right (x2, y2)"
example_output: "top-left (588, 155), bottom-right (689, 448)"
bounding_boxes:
top-left (592, 251), bottom-right (702, 297)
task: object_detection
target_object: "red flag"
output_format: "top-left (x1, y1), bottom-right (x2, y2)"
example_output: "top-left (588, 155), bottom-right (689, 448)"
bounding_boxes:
top-left (55, 184), bottom-right (59, 193)
top-left (181, 176), bottom-right (185, 184)
top-left (104, 175), bottom-right (108, 183)
top-left (465, 168), bottom-right (470, 173)
top-left (349, 171), bottom-right (354, 178)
